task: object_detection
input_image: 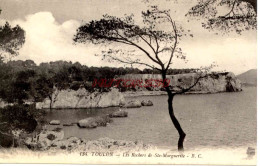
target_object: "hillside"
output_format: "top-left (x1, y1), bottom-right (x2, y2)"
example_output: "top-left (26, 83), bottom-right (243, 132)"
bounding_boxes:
top-left (237, 69), bottom-right (257, 86)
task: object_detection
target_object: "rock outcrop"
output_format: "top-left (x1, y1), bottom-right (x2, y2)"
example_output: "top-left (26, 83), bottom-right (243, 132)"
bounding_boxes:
top-left (36, 88), bottom-right (126, 109)
top-left (120, 72), bottom-right (242, 94)
top-left (170, 72), bottom-right (242, 93)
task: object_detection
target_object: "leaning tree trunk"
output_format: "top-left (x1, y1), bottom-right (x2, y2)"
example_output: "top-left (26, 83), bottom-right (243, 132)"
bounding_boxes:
top-left (167, 94), bottom-right (186, 151)
top-left (162, 71), bottom-right (186, 151)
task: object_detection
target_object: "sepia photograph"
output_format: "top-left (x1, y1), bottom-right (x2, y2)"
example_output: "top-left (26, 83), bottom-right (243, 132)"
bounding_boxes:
top-left (0, 0), bottom-right (257, 165)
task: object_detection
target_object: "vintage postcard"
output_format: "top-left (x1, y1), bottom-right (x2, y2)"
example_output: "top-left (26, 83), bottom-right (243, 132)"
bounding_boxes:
top-left (0, 0), bottom-right (257, 165)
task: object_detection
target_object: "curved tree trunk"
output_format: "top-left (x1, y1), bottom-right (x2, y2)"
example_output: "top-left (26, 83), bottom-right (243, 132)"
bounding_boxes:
top-left (168, 94), bottom-right (186, 151)
top-left (162, 71), bottom-right (186, 151)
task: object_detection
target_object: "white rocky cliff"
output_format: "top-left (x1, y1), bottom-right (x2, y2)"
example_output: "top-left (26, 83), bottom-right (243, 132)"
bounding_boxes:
top-left (36, 88), bottom-right (126, 109)
top-left (120, 72), bottom-right (242, 93)
top-left (168, 72), bottom-right (242, 93)
top-left (34, 72), bottom-right (242, 109)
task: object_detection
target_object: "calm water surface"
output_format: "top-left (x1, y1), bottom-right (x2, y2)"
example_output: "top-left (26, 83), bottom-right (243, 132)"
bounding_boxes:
top-left (44, 87), bottom-right (256, 150)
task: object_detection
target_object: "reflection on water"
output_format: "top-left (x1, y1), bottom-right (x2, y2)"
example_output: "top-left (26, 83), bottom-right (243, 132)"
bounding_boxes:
top-left (44, 87), bottom-right (256, 151)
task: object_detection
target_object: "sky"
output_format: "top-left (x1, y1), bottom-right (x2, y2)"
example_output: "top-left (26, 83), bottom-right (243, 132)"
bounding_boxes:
top-left (0, 0), bottom-right (257, 75)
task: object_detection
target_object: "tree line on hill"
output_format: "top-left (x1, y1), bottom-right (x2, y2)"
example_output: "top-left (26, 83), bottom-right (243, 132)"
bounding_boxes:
top-left (0, 58), bottom-right (198, 104)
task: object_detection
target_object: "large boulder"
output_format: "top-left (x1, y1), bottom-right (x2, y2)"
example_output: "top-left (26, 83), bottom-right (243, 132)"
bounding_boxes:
top-left (77, 115), bottom-right (112, 128)
top-left (141, 100), bottom-right (153, 106)
top-left (123, 100), bottom-right (142, 108)
top-left (77, 118), bottom-right (98, 128)
top-left (109, 110), bottom-right (128, 118)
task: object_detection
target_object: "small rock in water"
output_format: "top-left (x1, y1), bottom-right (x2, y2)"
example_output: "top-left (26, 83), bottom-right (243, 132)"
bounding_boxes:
top-left (94, 115), bottom-right (113, 126)
top-left (109, 110), bottom-right (128, 118)
top-left (49, 120), bottom-right (60, 125)
top-left (141, 100), bottom-right (153, 106)
top-left (77, 118), bottom-right (98, 128)
top-left (123, 100), bottom-right (142, 108)
top-left (77, 115), bottom-right (112, 128)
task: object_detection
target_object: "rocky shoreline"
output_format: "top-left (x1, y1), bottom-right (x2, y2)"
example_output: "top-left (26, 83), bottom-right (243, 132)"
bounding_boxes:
top-left (22, 101), bottom-right (154, 151)
top-left (0, 102), bottom-right (152, 148)
top-left (0, 72), bottom-right (242, 109)
top-left (24, 127), bottom-right (154, 152)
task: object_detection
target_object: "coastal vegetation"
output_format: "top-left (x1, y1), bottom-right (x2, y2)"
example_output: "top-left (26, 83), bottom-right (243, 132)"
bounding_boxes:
top-left (0, 0), bottom-right (256, 153)
top-left (0, 58), bottom-right (199, 103)
top-left (187, 0), bottom-right (257, 34)
top-left (0, 58), bottom-right (199, 148)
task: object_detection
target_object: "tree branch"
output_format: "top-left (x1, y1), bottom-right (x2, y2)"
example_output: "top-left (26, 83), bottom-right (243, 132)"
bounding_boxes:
top-left (165, 16), bottom-right (178, 71)
top-left (224, 0), bottom-right (238, 17)
top-left (105, 53), bottom-right (162, 71)
top-left (149, 31), bottom-right (164, 67)
top-left (113, 30), bottom-right (161, 66)
top-left (138, 34), bottom-right (157, 54)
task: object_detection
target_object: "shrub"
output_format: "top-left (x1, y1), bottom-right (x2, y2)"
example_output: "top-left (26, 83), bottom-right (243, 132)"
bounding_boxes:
top-left (0, 104), bottom-right (45, 147)
top-left (47, 134), bottom-right (56, 141)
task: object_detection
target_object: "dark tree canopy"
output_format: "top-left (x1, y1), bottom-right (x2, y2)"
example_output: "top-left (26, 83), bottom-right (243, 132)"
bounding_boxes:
top-left (187, 0), bottom-right (257, 34)
top-left (0, 22), bottom-right (25, 57)
top-left (74, 6), bottom-right (190, 72)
